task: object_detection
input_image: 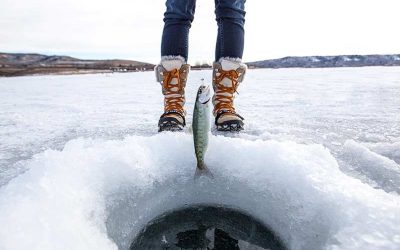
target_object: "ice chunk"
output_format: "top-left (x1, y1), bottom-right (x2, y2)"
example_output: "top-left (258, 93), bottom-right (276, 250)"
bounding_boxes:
top-left (342, 140), bottom-right (400, 193)
top-left (0, 134), bottom-right (399, 250)
top-left (365, 141), bottom-right (400, 164)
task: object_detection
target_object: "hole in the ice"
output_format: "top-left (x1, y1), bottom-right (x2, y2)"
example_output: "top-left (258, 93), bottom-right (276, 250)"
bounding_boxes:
top-left (130, 205), bottom-right (286, 250)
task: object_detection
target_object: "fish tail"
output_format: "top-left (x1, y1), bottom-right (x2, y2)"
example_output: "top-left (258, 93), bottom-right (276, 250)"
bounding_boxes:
top-left (194, 163), bottom-right (214, 179)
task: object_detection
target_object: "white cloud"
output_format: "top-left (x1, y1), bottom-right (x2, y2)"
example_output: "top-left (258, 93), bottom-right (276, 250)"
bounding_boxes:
top-left (0, 0), bottom-right (399, 64)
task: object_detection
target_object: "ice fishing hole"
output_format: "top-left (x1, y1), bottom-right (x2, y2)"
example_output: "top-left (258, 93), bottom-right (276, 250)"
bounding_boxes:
top-left (130, 205), bottom-right (286, 250)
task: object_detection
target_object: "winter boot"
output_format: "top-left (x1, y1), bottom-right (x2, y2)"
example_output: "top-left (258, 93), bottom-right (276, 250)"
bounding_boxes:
top-left (212, 58), bottom-right (247, 132)
top-left (155, 57), bottom-right (190, 132)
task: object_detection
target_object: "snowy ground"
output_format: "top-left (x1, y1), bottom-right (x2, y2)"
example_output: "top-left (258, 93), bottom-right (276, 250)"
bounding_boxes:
top-left (0, 67), bottom-right (399, 249)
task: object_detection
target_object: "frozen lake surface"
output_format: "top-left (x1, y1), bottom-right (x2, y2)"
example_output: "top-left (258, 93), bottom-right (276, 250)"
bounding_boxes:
top-left (0, 67), bottom-right (399, 249)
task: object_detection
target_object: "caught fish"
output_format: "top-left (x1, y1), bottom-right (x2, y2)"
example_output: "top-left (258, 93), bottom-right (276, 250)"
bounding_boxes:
top-left (193, 83), bottom-right (213, 178)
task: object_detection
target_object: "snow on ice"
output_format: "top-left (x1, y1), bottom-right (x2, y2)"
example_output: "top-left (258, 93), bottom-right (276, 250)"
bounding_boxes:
top-left (1, 134), bottom-right (399, 250)
top-left (0, 67), bottom-right (399, 250)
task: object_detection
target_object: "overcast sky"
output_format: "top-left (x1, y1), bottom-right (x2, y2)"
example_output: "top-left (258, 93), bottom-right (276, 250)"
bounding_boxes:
top-left (1, 0), bottom-right (399, 64)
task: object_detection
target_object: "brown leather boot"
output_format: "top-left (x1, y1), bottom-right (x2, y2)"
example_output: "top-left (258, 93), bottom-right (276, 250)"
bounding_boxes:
top-left (212, 58), bottom-right (247, 132)
top-left (155, 57), bottom-right (190, 132)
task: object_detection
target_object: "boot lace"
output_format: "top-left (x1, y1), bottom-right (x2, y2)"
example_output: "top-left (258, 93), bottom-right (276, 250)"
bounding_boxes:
top-left (214, 69), bottom-right (239, 114)
top-left (163, 68), bottom-right (184, 114)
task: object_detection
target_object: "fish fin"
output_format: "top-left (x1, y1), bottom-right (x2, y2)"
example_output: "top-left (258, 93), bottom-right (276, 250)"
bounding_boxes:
top-left (194, 163), bottom-right (214, 180)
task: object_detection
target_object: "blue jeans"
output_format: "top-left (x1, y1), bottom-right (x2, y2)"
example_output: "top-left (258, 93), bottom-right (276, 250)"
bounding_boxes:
top-left (161, 0), bottom-right (246, 62)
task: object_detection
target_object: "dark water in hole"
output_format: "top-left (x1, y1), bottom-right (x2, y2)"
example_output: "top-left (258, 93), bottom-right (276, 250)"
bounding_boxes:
top-left (130, 206), bottom-right (286, 250)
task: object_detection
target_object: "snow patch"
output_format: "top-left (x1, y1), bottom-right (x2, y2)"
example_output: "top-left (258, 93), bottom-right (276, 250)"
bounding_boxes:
top-left (0, 134), bottom-right (399, 250)
top-left (311, 57), bottom-right (320, 62)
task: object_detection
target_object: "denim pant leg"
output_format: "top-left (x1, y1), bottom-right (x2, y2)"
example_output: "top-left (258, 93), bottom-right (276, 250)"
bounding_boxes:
top-left (214, 0), bottom-right (246, 61)
top-left (161, 0), bottom-right (197, 62)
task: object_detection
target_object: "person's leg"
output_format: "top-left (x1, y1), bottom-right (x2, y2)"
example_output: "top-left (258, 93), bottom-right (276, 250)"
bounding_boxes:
top-left (212, 0), bottom-right (247, 132)
top-left (156, 0), bottom-right (196, 132)
top-left (161, 0), bottom-right (197, 62)
top-left (214, 0), bottom-right (246, 61)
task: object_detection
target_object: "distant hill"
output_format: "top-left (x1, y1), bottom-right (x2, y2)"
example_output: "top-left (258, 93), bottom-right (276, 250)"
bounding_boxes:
top-left (247, 54), bottom-right (400, 69)
top-left (3, 52), bottom-right (400, 77)
top-left (0, 53), bottom-right (155, 77)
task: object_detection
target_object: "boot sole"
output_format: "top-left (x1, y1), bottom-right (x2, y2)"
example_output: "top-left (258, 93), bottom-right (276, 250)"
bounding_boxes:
top-left (216, 120), bottom-right (244, 132)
